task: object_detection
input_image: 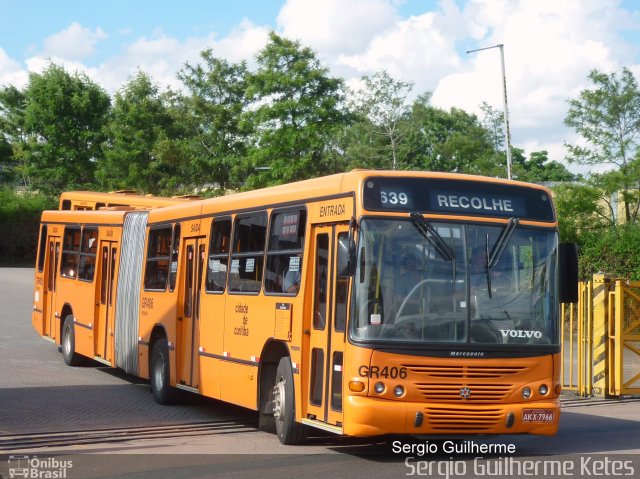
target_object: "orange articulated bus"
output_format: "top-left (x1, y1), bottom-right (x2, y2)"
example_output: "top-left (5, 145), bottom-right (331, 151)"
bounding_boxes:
top-left (33, 170), bottom-right (578, 444)
top-left (58, 190), bottom-right (200, 211)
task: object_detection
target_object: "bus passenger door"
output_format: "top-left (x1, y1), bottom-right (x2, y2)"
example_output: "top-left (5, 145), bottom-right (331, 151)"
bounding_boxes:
top-left (178, 237), bottom-right (205, 389)
top-left (305, 224), bottom-right (350, 428)
top-left (44, 237), bottom-right (61, 339)
top-left (96, 241), bottom-right (117, 362)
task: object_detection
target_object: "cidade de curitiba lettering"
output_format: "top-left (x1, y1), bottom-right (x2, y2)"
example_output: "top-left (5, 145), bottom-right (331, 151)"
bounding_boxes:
top-left (436, 194), bottom-right (513, 213)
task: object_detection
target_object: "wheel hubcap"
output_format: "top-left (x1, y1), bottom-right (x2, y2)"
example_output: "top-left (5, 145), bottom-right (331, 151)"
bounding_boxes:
top-left (273, 377), bottom-right (286, 422)
top-left (154, 356), bottom-right (164, 390)
top-left (63, 328), bottom-right (71, 355)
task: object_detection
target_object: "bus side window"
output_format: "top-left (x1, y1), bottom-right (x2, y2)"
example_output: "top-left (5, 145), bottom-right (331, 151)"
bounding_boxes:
top-left (60, 226), bottom-right (81, 278)
top-left (206, 218), bottom-right (231, 293)
top-left (168, 224), bottom-right (181, 292)
top-left (37, 225), bottom-right (48, 272)
top-left (334, 232), bottom-right (349, 332)
top-left (265, 209), bottom-right (306, 295)
top-left (78, 228), bottom-right (98, 282)
top-left (144, 226), bottom-right (172, 291)
top-left (229, 213), bottom-right (267, 293)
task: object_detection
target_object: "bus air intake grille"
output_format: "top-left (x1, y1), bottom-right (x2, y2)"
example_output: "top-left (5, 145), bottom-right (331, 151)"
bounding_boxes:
top-left (415, 383), bottom-right (513, 402)
top-left (424, 407), bottom-right (503, 431)
top-left (402, 364), bottom-right (527, 379)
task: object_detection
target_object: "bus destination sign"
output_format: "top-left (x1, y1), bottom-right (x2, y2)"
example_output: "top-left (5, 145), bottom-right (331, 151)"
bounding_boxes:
top-left (363, 177), bottom-right (555, 222)
top-left (430, 191), bottom-right (525, 215)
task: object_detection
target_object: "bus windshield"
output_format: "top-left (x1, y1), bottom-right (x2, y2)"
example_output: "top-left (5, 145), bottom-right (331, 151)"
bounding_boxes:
top-left (351, 218), bottom-right (558, 346)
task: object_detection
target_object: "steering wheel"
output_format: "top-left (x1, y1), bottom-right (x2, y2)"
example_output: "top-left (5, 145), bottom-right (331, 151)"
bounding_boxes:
top-left (394, 278), bottom-right (430, 323)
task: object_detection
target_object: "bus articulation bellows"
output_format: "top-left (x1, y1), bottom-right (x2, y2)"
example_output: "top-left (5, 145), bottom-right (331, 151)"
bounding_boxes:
top-left (32, 170), bottom-right (578, 444)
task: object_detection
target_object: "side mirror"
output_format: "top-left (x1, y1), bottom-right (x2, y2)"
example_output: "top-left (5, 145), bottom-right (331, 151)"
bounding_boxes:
top-left (337, 235), bottom-right (356, 277)
top-left (559, 243), bottom-right (579, 303)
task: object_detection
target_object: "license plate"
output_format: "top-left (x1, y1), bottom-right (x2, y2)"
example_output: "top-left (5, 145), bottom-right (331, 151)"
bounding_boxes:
top-left (522, 409), bottom-right (555, 422)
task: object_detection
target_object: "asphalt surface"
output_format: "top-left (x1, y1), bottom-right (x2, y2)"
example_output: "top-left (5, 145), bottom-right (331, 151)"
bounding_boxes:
top-left (1, 268), bottom-right (640, 479)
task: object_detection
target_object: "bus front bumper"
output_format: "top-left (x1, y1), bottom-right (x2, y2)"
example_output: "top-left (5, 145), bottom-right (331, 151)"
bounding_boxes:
top-left (343, 395), bottom-right (560, 437)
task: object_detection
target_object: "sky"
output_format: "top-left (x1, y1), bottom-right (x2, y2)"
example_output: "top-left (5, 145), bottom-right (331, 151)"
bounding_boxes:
top-left (1, 0), bottom-right (640, 173)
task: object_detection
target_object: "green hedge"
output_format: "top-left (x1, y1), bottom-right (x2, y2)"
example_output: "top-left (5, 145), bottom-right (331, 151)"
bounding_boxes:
top-left (0, 189), bottom-right (54, 266)
top-left (577, 224), bottom-right (640, 280)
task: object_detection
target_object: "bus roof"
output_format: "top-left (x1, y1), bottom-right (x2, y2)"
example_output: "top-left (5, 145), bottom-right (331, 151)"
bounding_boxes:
top-left (59, 191), bottom-right (199, 210)
top-left (146, 170), bottom-right (555, 225)
top-left (41, 209), bottom-right (131, 225)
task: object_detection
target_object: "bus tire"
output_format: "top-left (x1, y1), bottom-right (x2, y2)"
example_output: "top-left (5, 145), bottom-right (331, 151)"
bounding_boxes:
top-left (273, 357), bottom-right (306, 445)
top-left (150, 337), bottom-right (177, 405)
top-left (62, 315), bottom-right (84, 366)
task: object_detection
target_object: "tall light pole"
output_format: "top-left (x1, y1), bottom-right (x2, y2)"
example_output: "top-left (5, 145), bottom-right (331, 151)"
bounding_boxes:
top-left (467, 43), bottom-right (513, 180)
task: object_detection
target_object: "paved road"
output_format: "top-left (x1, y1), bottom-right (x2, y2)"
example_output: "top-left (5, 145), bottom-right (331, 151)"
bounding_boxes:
top-left (1, 268), bottom-right (640, 479)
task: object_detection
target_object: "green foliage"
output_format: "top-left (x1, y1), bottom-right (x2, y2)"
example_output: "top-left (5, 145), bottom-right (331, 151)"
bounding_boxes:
top-left (176, 50), bottom-right (249, 192)
top-left (565, 67), bottom-right (640, 223)
top-left (402, 95), bottom-right (500, 175)
top-left (0, 188), bottom-right (54, 265)
top-left (565, 68), bottom-right (640, 169)
top-left (553, 182), bottom-right (610, 243)
top-left (97, 71), bottom-right (178, 195)
top-left (513, 150), bottom-right (578, 182)
top-left (242, 32), bottom-right (351, 189)
top-left (348, 71), bottom-right (413, 169)
top-left (578, 225), bottom-right (640, 280)
top-left (20, 64), bottom-right (111, 197)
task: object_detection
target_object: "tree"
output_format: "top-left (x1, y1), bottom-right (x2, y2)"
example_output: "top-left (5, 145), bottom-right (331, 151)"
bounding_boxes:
top-left (98, 71), bottom-right (178, 194)
top-left (565, 67), bottom-right (640, 222)
top-left (15, 64), bottom-right (110, 197)
top-left (176, 50), bottom-right (249, 192)
top-left (242, 32), bottom-right (350, 189)
top-left (512, 150), bottom-right (577, 182)
top-left (400, 94), bottom-right (499, 175)
top-left (348, 71), bottom-right (413, 169)
top-left (0, 85), bottom-right (29, 186)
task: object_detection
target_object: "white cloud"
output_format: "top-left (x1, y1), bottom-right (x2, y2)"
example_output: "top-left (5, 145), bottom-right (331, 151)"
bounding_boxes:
top-left (430, 0), bottom-right (640, 164)
top-left (277, 0), bottom-right (397, 55)
top-left (338, 11), bottom-right (462, 85)
top-left (0, 48), bottom-right (28, 87)
top-left (2, 0), bottom-right (640, 173)
top-left (42, 22), bottom-right (108, 60)
top-left (94, 20), bottom-right (269, 92)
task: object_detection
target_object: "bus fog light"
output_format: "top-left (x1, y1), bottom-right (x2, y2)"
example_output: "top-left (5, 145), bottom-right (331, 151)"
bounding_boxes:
top-left (539, 384), bottom-right (549, 396)
top-left (349, 381), bottom-right (365, 392)
top-left (374, 382), bottom-right (385, 394)
top-left (522, 387), bottom-right (532, 400)
top-left (394, 385), bottom-right (404, 397)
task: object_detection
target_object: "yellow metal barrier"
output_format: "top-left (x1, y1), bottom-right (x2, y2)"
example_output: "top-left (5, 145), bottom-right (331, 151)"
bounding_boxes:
top-left (562, 276), bottom-right (640, 398)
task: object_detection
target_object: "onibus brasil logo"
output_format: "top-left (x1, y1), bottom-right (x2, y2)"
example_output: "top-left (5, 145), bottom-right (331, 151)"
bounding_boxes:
top-left (8, 456), bottom-right (72, 478)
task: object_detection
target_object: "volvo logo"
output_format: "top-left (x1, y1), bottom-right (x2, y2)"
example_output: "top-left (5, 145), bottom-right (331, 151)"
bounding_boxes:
top-left (460, 386), bottom-right (471, 399)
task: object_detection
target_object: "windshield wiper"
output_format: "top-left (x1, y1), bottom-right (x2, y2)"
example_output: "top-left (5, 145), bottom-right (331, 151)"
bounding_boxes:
top-left (488, 217), bottom-right (519, 268)
top-left (409, 212), bottom-right (454, 261)
top-left (409, 212), bottom-right (456, 291)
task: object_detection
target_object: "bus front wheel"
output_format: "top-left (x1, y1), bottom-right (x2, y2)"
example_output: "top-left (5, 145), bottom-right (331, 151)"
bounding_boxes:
top-left (150, 338), bottom-right (177, 405)
top-left (273, 357), bottom-right (305, 445)
top-left (62, 315), bottom-right (83, 366)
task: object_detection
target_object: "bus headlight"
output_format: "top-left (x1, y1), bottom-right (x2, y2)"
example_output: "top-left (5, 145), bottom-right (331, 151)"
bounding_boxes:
top-left (522, 387), bottom-right (532, 399)
top-left (539, 384), bottom-right (549, 396)
top-left (394, 385), bottom-right (404, 397)
top-left (374, 382), bottom-right (385, 394)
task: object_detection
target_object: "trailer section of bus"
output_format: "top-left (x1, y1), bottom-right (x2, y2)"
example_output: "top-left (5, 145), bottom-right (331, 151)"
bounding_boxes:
top-left (33, 210), bottom-right (127, 366)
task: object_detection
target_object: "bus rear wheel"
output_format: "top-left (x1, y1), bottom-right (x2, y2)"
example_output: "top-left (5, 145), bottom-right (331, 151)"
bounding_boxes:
top-left (273, 357), bottom-right (305, 445)
top-left (150, 337), bottom-right (177, 404)
top-left (62, 315), bottom-right (83, 366)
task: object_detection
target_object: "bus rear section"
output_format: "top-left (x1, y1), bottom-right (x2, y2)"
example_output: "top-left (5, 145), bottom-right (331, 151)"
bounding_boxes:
top-left (32, 210), bottom-right (130, 366)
